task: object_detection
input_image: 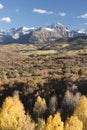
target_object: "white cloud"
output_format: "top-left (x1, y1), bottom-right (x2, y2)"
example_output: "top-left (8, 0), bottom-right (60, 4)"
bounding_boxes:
top-left (77, 13), bottom-right (87, 18)
top-left (58, 12), bottom-right (66, 17)
top-left (0, 17), bottom-right (11, 23)
top-left (33, 8), bottom-right (53, 14)
top-left (0, 3), bottom-right (4, 9)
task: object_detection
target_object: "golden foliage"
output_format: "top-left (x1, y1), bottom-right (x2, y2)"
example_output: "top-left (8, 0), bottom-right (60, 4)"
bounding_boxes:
top-left (64, 116), bottom-right (83, 130)
top-left (73, 95), bottom-right (87, 130)
top-left (23, 114), bottom-right (35, 130)
top-left (33, 96), bottom-right (47, 118)
top-left (36, 118), bottom-right (45, 130)
top-left (0, 95), bottom-right (35, 130)
top-left (43, 112), bottom-right (64, 130)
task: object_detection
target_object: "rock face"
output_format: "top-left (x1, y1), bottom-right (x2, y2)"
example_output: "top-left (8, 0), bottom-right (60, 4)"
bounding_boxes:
top-left (28, 28), bottom-right (63, 43)
top-left (0, 22), bottom-right (86, 44)
top-left (50, 22), bottom-right (69, 37)
top-left (0, 35), bottom-right (13, 43)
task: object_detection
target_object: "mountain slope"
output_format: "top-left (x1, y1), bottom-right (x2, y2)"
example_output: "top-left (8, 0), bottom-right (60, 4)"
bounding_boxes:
top-left (28, 27), bottom-right (63, 43)
top-left (0, 22), bottom-right (87, 44)
top-left (0, 23), bottom-right (71, 44)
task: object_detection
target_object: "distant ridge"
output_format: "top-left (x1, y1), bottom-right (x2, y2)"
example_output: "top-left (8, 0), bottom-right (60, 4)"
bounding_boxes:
top-left (0, 22), bottom-right (87, 44)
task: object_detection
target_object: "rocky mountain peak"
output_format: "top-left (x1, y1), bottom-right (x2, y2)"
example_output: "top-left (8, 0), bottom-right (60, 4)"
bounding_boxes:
top-left (0, 22), bottom-right (87, 44)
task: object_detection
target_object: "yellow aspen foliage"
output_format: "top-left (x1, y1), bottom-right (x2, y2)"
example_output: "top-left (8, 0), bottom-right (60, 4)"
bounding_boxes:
top-left (0, 95), bottom-right (35, 130)
top-left (43, 112), bottom-right (64, 130)
top-left (64, 116), bottom-right (83, 130)
top-left (23, 114), bottom-right (35, 130)
top-left (73, 95), bottom-right (87, 130)
top-left (33, 96), bottom-right (47, 118)
top-left (36, 118), bottom-right (45, 130)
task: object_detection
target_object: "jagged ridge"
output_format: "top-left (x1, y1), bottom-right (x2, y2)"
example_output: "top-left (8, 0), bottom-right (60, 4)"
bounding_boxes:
top-left (0, 22), bottom-right (87, 44)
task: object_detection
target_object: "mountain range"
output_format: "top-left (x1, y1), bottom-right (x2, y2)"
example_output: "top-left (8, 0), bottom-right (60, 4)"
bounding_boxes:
top-left (0, 22), bottom-right (87, 44)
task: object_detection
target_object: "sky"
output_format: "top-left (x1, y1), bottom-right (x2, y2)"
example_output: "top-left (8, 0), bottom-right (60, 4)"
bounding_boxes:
top-left (0, 0), bottom-right (87, 30)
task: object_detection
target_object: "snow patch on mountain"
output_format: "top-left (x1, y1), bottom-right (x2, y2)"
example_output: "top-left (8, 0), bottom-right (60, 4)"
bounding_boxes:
top-left (44, 27), bottom-right (54, 32)
top-left (77, 29), bottom-right (87, 34)
top-left (12, 33), bottom-right (20, 39)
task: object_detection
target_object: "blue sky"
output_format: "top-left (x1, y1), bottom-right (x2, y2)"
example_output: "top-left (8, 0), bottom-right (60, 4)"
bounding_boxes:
top-left (0, 0), bottom-right (87, 30)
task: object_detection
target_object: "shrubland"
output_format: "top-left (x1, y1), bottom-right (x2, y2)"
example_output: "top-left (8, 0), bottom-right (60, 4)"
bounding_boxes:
top-left (0, 44), bottom-right (87, 129)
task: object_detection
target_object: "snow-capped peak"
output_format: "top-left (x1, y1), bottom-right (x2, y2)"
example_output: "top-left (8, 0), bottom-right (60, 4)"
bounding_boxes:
top-left (77, 29), bottom-right (86, 34)
top-left (0, 26), bottom-right (36, 36)
top-left (22, 26), bottom-right (35, 31)
top-left (44, 27), bottom-right (54, 32)
top-left (52, 22), bottom-right (64, 27)
top-left (20, 26), bottom-right (35, 35)
top-left (50, 22), bottom-right (69, 32)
